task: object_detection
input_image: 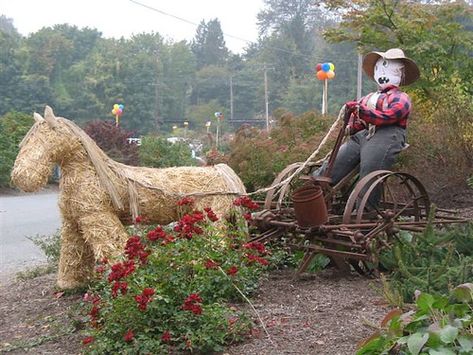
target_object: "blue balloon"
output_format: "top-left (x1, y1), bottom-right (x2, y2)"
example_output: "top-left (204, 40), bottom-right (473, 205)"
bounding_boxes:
top-left (322, 63), bottom-right (330, 72)
top-left (119, 104), bottom-right (124, 110)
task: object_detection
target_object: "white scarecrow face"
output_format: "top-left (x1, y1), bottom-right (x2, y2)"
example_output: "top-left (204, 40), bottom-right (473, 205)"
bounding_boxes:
top-left (374, 58), bottom-right (404, 89)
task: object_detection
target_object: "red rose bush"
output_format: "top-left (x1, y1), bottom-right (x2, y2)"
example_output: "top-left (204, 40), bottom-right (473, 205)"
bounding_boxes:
top-left (81, 198), bottom-right (271, 353)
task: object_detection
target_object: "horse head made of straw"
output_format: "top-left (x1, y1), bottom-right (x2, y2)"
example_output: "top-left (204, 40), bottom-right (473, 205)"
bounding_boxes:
top-left (11, 106), bottom-right (246, 289)
top-left (11, 106), bottom-right (80, 192)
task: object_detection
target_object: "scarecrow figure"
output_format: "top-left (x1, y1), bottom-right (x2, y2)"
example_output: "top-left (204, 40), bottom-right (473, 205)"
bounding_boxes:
top-left (315, 48), bottom-right (420, 209)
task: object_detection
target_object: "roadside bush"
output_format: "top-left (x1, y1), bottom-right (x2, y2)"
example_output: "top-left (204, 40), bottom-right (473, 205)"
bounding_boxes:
top-left (28, 229), bottom-right (62, 266)
top-left (357, 284), bottom-right (473, 355)
top-left (0, 111), bottom-right (32, 187)
top-left (139, 135), bottom-right (196, 168)
top-left (83, 120), bottom-right (139, 166)
top-left (81, 197), bottom-right (270, 353)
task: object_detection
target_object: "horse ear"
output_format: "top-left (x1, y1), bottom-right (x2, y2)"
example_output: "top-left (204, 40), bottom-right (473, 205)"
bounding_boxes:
top-left (44, 105), bottom-right (58, 128)
top-left (33, 112), bottom-right (45, 123)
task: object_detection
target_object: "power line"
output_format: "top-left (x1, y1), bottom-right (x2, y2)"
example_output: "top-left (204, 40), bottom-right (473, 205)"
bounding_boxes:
top-left (129, 0), bottom-right (253, 45)
top-left (128, 0), bottom-right (358, 64)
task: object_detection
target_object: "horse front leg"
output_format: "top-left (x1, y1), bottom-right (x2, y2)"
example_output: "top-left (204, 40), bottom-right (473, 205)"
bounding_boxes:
top-left (57, 219), bottom-right (95, 289)
top-left (78, 211), bottom-right (129, 265)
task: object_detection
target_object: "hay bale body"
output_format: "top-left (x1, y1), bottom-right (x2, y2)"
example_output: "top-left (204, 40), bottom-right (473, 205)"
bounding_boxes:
top-left (11, 107), bottom-right (246, 289)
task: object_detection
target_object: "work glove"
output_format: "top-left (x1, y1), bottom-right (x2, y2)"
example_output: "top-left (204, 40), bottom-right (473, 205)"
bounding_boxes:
top-left (346, 110), bottom-right (367, 136)
top-left (345, 100), bottom-right (359, 112)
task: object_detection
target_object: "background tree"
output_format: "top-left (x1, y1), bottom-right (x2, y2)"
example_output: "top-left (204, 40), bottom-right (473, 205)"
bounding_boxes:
top-left (191, 18), bottom-right (228, 69)
top-left (0, 112), bottom-right (32, 187)
top-left (83, 120), bottom-right (139, 166)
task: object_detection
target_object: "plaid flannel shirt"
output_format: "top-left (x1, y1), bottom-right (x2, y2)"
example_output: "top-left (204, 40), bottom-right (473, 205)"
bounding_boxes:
top-left (358, 85), bottom-right (411, 128)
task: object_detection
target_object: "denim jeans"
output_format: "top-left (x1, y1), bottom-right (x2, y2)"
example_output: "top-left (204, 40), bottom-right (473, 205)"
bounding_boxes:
top-left (314, 125), bottom-right (407, 209)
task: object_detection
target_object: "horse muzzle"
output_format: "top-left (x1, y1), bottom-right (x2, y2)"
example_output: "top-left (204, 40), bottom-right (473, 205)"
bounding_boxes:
top-left (11, 162), bottom-right (51, 192)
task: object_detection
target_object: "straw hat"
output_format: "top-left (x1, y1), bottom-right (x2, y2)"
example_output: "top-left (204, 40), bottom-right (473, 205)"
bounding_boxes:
top-left (362, 48), bottom-right (420, 86)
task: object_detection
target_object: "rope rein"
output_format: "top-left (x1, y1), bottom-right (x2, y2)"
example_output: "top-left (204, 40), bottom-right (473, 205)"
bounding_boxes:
top-left (246, 106), bottom-right (345, 197)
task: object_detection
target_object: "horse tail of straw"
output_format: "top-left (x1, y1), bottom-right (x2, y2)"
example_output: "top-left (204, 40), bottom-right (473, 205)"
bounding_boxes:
top-left (214, 163), bottom-right (246, 195)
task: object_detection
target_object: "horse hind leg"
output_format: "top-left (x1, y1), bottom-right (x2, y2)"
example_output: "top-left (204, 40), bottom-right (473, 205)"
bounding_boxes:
top-left (57, 220), bottom-right (95, 289)
top-left (78, 211), bottom-right (129, 263)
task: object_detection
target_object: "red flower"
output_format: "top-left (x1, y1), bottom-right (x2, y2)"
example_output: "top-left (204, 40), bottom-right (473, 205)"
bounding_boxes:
top-left (95, 265), bottom-right (106, 274)
top-left (174, 211), bottom-right (206, 239)
top-left (142, 287), bottom-right (155, 297)
top-left (204, 259), bottom-right (219, 269)
top-left (246, 254), bottom-right (270, 266)
top-left (177, 197), bottom-right (195, 206)
top-left (244, 241), bottom-right (267, 255)
top-left (243, 212), bottom-right (252, 221)
top-left (182, 293), bottom-right (203, 315)
top-left (123, 329), bottom-right (134, 342)
top-left (233, 196), bottom-right (259, 210)
top-left (82, 336), bottom-right (94, 345)
top-left (134, 287), bottom-right (155, 311)
top-left (204, 207), bottom-right (219, 222)
top-left (108, 260), bottom-right (135, 282)
top-left (89, 304), bottom-right (100, 320)
top-left (161, 330), bottom-right (171, 343)
top-left (135, 215), bottom-right (143, 224)
top-left (226, 266), bottom-right (238, 276)
top-left (111, 281), bottom-right (128, 298)
top-left (125, 236), bottom-right (149, 264)
top-left (185, 293), bottom-right (203, 303)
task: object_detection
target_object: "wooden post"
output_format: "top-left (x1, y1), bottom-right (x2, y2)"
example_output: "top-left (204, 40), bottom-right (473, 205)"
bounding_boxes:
top-left (322, 79), bottom-right (329, 115)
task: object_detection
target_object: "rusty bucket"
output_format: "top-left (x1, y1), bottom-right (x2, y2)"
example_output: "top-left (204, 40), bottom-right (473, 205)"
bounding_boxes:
top-left (292, 184), bottom-right (328, 227)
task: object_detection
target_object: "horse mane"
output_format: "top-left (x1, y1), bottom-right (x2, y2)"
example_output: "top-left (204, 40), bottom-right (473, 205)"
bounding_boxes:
top-left (58, 118), bottom-right (131, 212)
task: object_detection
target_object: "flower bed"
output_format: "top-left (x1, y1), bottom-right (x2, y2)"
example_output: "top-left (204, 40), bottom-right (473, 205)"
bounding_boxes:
top-left (81, 197), bottom-right (270, 353)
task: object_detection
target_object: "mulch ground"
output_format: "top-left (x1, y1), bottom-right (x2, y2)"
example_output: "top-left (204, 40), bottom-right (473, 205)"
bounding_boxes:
top-left (0, 268), bottom-right (389, 355)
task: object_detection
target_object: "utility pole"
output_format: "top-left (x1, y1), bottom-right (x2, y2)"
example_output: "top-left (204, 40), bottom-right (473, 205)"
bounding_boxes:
top-left (154, 49), bottom-right (162, 132)
top-left (229, 75), bottom-right (234, 121)
top-left (262, 63), bottom-right (274, 132)
top-left (356, 52), bottom-right (363, 100)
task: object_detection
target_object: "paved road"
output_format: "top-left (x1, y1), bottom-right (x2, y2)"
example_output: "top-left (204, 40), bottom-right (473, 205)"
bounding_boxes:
top-left (0, 191), bottom-right (61, 282)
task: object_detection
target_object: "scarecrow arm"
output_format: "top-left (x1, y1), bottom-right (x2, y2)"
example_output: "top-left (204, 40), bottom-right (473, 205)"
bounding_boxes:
top-left (359, 92), bottom-right (411, 126)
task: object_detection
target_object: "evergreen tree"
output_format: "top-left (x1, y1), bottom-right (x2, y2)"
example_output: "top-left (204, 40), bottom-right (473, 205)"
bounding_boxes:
top-left (191, 18), bottom-right (229, 69)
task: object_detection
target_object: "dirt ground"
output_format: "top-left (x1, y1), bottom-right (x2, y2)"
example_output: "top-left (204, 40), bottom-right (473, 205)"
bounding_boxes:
top-left (0, 268), bottom-right (389, 355)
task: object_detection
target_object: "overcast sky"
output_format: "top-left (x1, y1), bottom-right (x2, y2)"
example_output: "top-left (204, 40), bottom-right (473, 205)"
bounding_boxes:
top-left (0, 0), bottom-right (265, 53)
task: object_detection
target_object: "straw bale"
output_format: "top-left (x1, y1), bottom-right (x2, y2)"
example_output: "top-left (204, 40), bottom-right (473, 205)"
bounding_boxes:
top-left (11, 106), bottom-right (246, 289)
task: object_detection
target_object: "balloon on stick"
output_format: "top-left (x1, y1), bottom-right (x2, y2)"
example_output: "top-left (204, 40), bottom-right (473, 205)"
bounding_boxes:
top-left (315, 62), bottom-right (336, 115)
top-left (111, 103), bottom-right (124, 127)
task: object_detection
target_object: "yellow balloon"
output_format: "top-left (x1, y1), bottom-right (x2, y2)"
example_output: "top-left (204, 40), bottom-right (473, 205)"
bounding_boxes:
top-left (327, 71), bottom-right (335, 79)
top-left (113, 104), bottom-right (119, 109)
top-left (329, 63), bottom-right (335, 71)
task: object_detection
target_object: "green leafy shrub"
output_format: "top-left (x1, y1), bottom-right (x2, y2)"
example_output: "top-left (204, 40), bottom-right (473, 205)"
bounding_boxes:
top-left (27, 229), bottom-right (62, 266)
top-left (380, 223), bottom-right (473, 303)
top-left (357, 284), bottom-right (473, 355)
top-left (139, 135), bottom-right (196, 168)
top-left (0, 111), bottom-right (32, 187)
top-left (83, 120), bottom-right (139, 166)
top-left (81, 197), bottom-right (270, 353)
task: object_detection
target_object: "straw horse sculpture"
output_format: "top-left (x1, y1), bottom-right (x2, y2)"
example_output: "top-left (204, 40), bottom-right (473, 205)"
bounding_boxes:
top-left (11, 106), bottom-right (246, 289)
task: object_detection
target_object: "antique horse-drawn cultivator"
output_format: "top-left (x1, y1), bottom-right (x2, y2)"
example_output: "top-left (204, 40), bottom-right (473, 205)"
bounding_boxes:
top-left (250, 107), bottom-right (468, 275)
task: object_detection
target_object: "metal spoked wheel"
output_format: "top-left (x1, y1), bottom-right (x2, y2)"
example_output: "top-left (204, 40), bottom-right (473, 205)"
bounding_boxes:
top-left (341, 170), bottom-right (431, 274)
top-left (263, 162), bottom-right (305, 210)
top-left (342, 170), bottom-right (431, 225)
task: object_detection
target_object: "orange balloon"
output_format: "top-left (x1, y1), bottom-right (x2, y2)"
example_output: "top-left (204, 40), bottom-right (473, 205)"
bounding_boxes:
top-left (316, 70), bottom-right (327, 80)
top-left (327, 70), bottom-right (335, 79)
